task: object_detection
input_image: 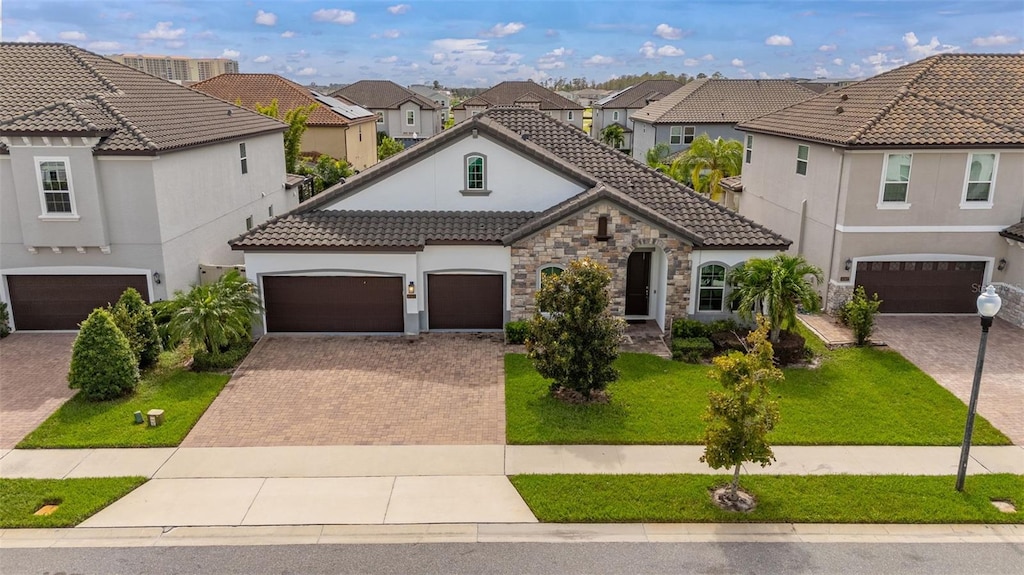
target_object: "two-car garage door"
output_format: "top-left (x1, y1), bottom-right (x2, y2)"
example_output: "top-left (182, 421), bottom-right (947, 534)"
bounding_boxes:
top-left (854, 260), bottom-right (986, 313)
top-left (6, 274), bottom-right (150, 330)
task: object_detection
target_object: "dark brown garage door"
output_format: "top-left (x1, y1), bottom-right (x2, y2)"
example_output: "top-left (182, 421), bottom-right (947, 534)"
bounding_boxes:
top-left (428, 274), bottom-right (503, 330)
top-left (855, 261), bottom-right (985, 313)
top-left (263, 276), bottom-right (404, 332)
top-left (6, 274), bottom-right (150, 330)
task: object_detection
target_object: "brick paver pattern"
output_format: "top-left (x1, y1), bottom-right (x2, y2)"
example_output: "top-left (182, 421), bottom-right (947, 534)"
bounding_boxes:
top-left (875, 316), bottom-right (1024, 445)
top-left (0, 333), bottom-right (77, 449)
top-left (183, 334), bottom-right (506, 447)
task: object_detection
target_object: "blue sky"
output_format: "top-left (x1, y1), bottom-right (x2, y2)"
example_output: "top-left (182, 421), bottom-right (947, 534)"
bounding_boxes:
top-left (3, 0), bottom-right (1023, 86)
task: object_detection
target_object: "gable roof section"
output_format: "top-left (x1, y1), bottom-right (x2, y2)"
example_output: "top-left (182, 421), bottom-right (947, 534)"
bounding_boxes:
top-left (594, 80), bottom-right (684, 110)
top-left (452, 81), bottom-right (584, 111)
top-left (191, 73), bottom-right (374, 127)
top-left (631, 78), bottom-right (816, 125)
top-left (738, 54), bottom-right (1024, 147)
top-left (331, 80), bottom-right (438, 110)
top-left (0, 43), bottom-right (285, 154)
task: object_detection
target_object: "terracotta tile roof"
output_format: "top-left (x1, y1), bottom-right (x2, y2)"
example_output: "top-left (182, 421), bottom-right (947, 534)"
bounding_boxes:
top-left (719, 175), bottom-right (743, 192)
top-left (330, 80), bottom-right (438, 110)
top-left (0, 43), bottom-right (286, 154)
top-left (631, 78), bottom-right (816, 124)
top-left (233, 210), bottom-right (536, 250)
top-left (1001, 220), bottom-right (1024, 243)
top-left (738, 54), bottom-right (1024, 147)
top-left (191, 73), bottom-right (375, 127)
top-left (452, 81), bottom-right (583, 111)
top-left (594, 80), bottom-right (684, 110)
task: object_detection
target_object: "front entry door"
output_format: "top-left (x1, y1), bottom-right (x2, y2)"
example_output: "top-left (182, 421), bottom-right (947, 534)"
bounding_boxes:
top-left (625, 251), bottom-right (652, 315)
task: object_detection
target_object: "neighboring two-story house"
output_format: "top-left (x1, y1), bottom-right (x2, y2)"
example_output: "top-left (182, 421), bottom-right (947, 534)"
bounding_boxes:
top-left (591, 80), bottom-right (683, 152)
top-left (331, 80), bottom-right (441, 143)
top-left (408, 84), bottom-right (452, 125)
top-left (191, 73), bottom-right (379, 170)
top-left (0, 43), bottom-right (290, 331)
top-left (737, 53), bottom-right (1024, 326)
top-left (630, 79), bottom-right (816, 161)
top-left (451, 81), bottom-right (584, 129)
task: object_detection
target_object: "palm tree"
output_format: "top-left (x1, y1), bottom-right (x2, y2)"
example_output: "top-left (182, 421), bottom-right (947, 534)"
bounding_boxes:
top-left (167, 270), bottom-right (262, 354)
top-left (645, 143), bottom-right (671, 172)
top-left (599, 124), bottom-right (625, 149)
top-left (728, 254), bottom-right (824, 342)
top-left (669, 134), bottom-right (743, 197)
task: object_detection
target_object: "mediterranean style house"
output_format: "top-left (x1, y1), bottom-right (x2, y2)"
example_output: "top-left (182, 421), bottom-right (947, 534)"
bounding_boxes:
top-left (629, 79), bottom-right (816, 161)
top-left (452, 81), bottom-right (584, 130)
top-left (737, 53), bottom-right (1024, 326)
top-left (331, 80), bottom-right (441, 142)
top-left (230, 107), bottom-right (790, 335)
top-left (0, 43), bottom-right (291, 331)
top-left (590, 80), bottom-right (683, 151)
top-left (191, 73), bottom-right (379, 171)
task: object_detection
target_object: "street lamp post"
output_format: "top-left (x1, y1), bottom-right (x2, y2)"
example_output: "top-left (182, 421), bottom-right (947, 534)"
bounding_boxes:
top-left (955, 285), bottom-right (1002, 492)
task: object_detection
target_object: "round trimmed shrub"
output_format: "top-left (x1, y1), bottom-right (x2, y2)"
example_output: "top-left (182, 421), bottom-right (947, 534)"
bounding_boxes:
top-left (68, 308), bottom-right (139, 401)
top-left (110, 287), bottom-right (162, 369)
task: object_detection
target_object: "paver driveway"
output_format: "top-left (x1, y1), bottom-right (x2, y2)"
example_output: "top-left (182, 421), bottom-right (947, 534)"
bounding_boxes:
top-left (875, 316), bottom-right (1024, 445)
top-left (0, 333), bottom-right (77, 448)
top-left (182, 334), bottom-right (506, 447)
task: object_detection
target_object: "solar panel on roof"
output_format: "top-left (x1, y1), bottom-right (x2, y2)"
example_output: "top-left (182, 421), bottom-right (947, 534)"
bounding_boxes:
top-left (309, 91), bottom-right (375, 120)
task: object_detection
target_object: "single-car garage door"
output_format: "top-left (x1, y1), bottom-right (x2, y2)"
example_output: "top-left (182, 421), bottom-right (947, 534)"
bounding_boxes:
top-left (855, 260), bottom-right (985, 313)
top-left (6, 274), bottom-right (150, 330)
top-left (263, 276), bottom-right (404, 332)
top-left (428, 274), bottom-right (503, 330)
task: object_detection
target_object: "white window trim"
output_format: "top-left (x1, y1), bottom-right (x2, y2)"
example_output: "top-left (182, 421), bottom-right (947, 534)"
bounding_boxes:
top-left (696, 262), bottom-right (729, 313)
top-left (406, 109), bottom-right (416, 126)
top-left (744, 135), bottom-right (753, 164)
top-left (34, 156), bottom-right (79, 220)
top-left (461, 152), bottom-right (489, 195)
top-left (567, 110), bottom-right (574, 121)
top-left (959, 152), bottom-right (998, 210)
top-left (877, 153), bottom-right (912, 210)
top-left (683, 125), bottom-right (695, 144)
top-left (669, 125), bottom-right (683, 145)
top-left (796, 144), bottom-right (809, 176)
top-left (376, 112), bottom-right (384, 124)
top-left (536, 264), bottom-right (566, 289)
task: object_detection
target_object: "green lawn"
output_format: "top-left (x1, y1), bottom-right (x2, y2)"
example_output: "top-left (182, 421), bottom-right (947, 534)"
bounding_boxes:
top-left (0, 477), bottom-right (147, 528)
top-left (18, 352), bottom-right (230, 448)
top-left (511, 474), bottom-right (1024, 524)
top-left (506, 331), bottom-right (1009, 445)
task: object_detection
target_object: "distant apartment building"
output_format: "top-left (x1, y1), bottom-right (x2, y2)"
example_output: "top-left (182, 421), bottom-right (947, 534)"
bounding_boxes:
top-left (106, 53), bottom-right (239, 82)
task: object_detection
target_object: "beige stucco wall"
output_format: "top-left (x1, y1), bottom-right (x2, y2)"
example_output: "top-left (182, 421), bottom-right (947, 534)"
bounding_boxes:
top-left (302, 126), bottom-right (347, 160)
top-left (344, 121), bottom-right (377, 171)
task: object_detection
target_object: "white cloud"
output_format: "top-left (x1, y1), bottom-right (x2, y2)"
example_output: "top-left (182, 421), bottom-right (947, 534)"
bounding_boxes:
top-left (254, 55), bottom-right (271, 63)
top-left (765, 34), bottom-right (793, 46)
top-left (731, 58), bottom-right (744, 67)
top-left (584, 54), bottom-right (614, 66)
top-left (818, 44), bottom-right (837, 52)
top-left (639, 42), bottom-right (685, 58)
top-left (59, 31), bottom-right (87, 41)
top-left (312, 9), bottom-right (356, 24)
top-left (832, 57), bottom-right (843, 66)
top-left (972, 34), bottom-right (1018, 47)
top-left (138, 21), bottom-right (185, 41)
top-left (281, 30), bottom-right (296, 38)
top-left (863, 52), bottom-right (904, 74)
top-left (255, 10), bottom-right (277, 26)
top-left (87, 41), bottom-right (122, 51)
top-left (426, 38), bottom-right (545, 83)
top-left (903, 32), bottom-right (959, 57)
top-left (387, 4), bottom-right (410, 15)
top-left (814, 66), bottom-right (829, 77)
top-left (684, 58), bottom-right (699, 66)
top-left (483, 22), bottom-right (525, 38)
top-left (373, 29), bottom-right (401, 39)
top-left (220, 49), bottom-right (240, 59)
top-left (848, 63), bottom-right (864, 76)
top-left (165, 40), bottom-right (185, 49)
top-left (780, 72), bottom-right (791, 79)
top-left (16, 31), bottom-right (43, 42)
top-left (295, 67), bottom-right (317, 76)
top-left (759, 71), bottom-right (771, 79)
top-left (653, 23), bottom-right (682, 40)
top-left (538, 47), bottom-right (571, 70)
top-left (701, 53), bottom-right (714, 61)
top-left (377, 55), bottom-right (399, 63)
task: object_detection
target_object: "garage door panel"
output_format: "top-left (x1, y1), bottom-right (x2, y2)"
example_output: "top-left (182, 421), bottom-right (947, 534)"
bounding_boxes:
top-left (855, 261), bottom-right (984, 314)
top-left (7, 275), bottom-right (150, 331)
top-left (263, 276), bottom-right (403, 332)
top-left (428, 274), bottom-right (503, 330)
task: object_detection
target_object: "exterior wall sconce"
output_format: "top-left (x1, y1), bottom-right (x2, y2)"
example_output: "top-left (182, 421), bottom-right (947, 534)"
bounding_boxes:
top-left (153, 271), bottom-right (162, 284)
top-left (407, 281), bottom-right (416, 298)
top-left (997, 258), bottom-right (1007, 271)
top-left (844, 258), bottom-right (852, 271)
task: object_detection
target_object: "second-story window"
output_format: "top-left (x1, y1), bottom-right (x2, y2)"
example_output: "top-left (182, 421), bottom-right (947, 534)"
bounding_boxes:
top-left (670, 126), bottom-right (683, 145)
top-left (406, 110), bottom-right (416, 126)
top-left (683, 126), bottom-right (696, 144)
top-left (796, 145), bottom-right (809, 176)
top-left (745, 135), bottom-right (753, 164)
top-left (963, 153), bottom-right (997, 205)
top-left (239, 142), bottom-right (248, 174)
top-left (568, 110), bottom-right (574, 121)
top-left (880, 153), bottom-right (913, 204)
top-left (612, 111), bottom-right (619, 122)
top-left (37, 158), bottom-right (76, 215)
top-left (466, 154), bottom-right (485, 191)
top-left (376, 112), bottom-right (384, 124)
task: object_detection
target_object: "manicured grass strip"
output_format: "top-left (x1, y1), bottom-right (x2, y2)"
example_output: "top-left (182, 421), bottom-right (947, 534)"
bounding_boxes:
top-left (510, 474), bottom-right (1024, 524)
top-left (505, 333), bottom-right (1009, 446)
top-left (0, 477), bottom-right (147, 528)
top-left (18, 353), bottom-right (230, 448)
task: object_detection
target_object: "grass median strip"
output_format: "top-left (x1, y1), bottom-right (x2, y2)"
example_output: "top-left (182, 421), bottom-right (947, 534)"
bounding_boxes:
top-left (510, 474), bottom-right (1024, 524)
top-left (0, 477), bottom-right (147, 528)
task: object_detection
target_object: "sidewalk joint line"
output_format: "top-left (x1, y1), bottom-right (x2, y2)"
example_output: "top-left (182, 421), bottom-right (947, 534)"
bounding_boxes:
top-left (382, 476), bottom-right (398, 524)
top-left (62, 448), bottom-right (94, 479)
top-left (238, 477), bottom-right (268, 526)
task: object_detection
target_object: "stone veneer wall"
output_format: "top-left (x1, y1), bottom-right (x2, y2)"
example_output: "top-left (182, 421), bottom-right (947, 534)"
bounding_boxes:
top-left (993, 282), bottom-right (1024, 329)
top-left (509, 202), bottom-right (692, 328)
top-left (825, 280), bottom-right (855, 315)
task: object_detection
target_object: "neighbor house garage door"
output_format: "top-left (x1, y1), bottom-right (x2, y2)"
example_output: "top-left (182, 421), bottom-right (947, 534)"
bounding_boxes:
top-left (427, 274), bottom-right (504, 330)
top-left (6, 274), bottom-right (149, 330)
top-left (854, 261), bottom-right (985, 313)
top-left (262, 276), bottom-right (404, 332)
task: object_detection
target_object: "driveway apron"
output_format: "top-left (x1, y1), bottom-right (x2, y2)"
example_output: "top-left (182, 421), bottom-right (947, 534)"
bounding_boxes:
top-left (0, 333), bottom-right (77, 449)
top-left (874, 316), bottom-right (1024, 445)
top-left (182, 334), bottom-right (506, 447)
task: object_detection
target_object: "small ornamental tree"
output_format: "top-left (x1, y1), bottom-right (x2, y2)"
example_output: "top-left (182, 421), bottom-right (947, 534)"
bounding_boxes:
top-left (0, 301), bottom-right (10, 338)
top-left (526, 258), bottom-right (624, 401)
top-left (377, 135), bottom-right (405, 160)
top-left (68, 308), bottom-right (139, 401)
top-left (700, 316), bottom-right (782, 510)
top-left (109, 287), bottom-right (162, 369)
top-left (599, 124), bottom-right (625, 149)
top-left (841, 286), bottom-right (882, 346)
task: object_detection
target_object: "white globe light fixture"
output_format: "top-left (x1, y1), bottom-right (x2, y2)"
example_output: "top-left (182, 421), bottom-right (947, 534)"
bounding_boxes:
top-left (976, 285), bottom-right (1002, 318)
top-left (956, 284), bottom-right (1002, 492)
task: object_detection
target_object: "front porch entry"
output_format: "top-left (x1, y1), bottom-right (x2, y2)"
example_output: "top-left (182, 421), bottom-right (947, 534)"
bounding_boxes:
top-left (625, 250), bottom-right (651, 316)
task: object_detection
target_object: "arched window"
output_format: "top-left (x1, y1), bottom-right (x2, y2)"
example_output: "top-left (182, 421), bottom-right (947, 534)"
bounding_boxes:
top-left (465, 154), bottom-right (485, 191)
top-left (698, 264), bottom-right (727, 312)
top-left (537, 264), bottom-right (565, 289)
